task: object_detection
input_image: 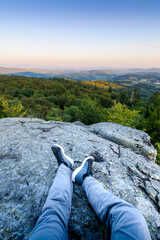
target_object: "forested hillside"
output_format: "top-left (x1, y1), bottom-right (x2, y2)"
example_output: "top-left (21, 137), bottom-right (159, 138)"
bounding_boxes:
top-left (0, 75), bottom-right (159, 164)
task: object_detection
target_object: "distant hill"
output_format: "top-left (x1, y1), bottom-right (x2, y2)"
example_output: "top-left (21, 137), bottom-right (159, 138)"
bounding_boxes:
top-left (0, 66), bottom-right (159, 99)
top-left (1, 66), bottom-right (160, 80)
top-left (8, 71), bottom-right (51, 78)
top-left (112, 74), bottom-right (160, 100)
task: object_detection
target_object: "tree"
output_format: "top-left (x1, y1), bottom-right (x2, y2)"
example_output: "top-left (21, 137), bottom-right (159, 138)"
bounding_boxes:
top-left (129, 88), bottom-right (141, 105)
top-left (63, 106), bottom-right (81, 122)
top-left (0, 101), bottom-right (5, 118)
top-left (52, 96), bottom-right (68, 109)
top-left (11, 87), bottom-right (21, 97)
top-left (79, 99), bottom-right (106, 125)
top-left (45, 106), bottom-right (62, 121)
top-left (99, 95), bottom-right (114, 108)
top-left (118, 89), bottom-right (129, 105)
top-left (0, 96), bottom-right (26, 118)
top-left (54, 83), bottom-right (66, 95)
top-left (107, 102), bottom-right (140, 127)
top-left (155, 143), bottom-right (160, 165)
top-left (108, 86), bottom-right (112, 93)
top-left (146, 92), bottom-right (160, 143)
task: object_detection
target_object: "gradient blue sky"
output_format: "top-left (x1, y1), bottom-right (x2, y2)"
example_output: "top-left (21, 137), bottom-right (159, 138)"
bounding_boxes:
top-left (0, 0), bottom-right (160, 69)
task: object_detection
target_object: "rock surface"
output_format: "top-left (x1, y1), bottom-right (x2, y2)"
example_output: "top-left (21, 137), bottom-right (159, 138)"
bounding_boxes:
top-left (0, 118), bottom-right (160, 240)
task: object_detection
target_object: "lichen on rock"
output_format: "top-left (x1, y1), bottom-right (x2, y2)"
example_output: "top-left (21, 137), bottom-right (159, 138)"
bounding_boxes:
top-left (0, 118), bottom-right (160, 240)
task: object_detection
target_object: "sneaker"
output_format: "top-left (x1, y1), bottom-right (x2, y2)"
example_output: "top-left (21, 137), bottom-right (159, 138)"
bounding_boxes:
top-left (51, 144), bottom-right (74, 168)
top-left (72, 156), bottom-right (94, 184)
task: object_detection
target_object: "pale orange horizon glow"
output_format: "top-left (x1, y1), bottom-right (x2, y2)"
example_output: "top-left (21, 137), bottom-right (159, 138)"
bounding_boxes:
top-left (1, 40), bottom-right (160, 69)
top-left (1, 0), bottom-right (160, 70)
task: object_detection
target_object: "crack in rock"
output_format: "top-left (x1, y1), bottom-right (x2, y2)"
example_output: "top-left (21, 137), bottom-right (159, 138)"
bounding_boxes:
top-left (0, 118), bottom-right (159, 240)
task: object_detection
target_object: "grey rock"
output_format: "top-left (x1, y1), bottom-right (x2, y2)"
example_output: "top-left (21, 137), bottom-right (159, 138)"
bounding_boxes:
top-left (0, 118), bottom-right (160, 240)
top-left (90, 122), bottom-right (157, 161)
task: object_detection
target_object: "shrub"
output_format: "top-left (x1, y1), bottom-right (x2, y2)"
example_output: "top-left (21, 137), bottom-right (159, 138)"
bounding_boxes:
top-left (0, 96), bottom-right (26, 118)
top-left (107, 102), bottom-right (140, 128)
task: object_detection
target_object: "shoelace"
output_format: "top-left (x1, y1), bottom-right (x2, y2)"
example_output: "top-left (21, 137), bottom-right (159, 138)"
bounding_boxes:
top-left (57, 151), bottom-right (64, 162)
top-left (88, 162), bottom-right (92, 174)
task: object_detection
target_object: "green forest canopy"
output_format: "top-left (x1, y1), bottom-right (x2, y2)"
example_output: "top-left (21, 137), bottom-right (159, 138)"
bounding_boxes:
top-left (0, 75), bottom-right (159, 164)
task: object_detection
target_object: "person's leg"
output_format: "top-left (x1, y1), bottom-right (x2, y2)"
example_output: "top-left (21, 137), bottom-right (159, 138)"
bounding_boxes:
top-left (72, 157), bottom-right (151, 240)
top-left (29, 145), bottom-right (74, 240)
top-left (82, 176), bottom-right (151, 240)
top-left (29, 164), bottom-right (73, 240)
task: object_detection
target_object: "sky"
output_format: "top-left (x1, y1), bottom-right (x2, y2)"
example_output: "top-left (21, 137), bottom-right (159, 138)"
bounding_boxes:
top-left (0, 0), bottom-right (160, 69)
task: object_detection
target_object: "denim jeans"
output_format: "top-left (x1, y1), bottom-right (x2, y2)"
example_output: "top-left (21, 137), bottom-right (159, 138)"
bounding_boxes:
top-left (29, 164), bottom-right (151, 240)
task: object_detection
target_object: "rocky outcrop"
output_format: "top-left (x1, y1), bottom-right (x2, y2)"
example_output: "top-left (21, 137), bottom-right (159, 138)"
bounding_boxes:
top-left (90, 122), bottom-right (157, 161)
top-left (0, 118), bottom-right (159, 240)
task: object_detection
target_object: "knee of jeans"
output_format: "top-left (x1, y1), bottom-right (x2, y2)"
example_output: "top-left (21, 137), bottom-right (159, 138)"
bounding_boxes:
top-left (112, 202), bottom-right (144, 221)
top-left (122, 205), bottom-right (146, 224)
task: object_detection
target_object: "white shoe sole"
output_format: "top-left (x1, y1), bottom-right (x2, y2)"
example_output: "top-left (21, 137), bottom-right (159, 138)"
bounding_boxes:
top-left (72, 156), bottom-right (94, 182)
top-left (52, 144), bottom-right (74, 167)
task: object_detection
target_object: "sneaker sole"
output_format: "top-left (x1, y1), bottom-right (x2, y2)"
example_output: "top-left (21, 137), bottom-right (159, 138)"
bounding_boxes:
top-left (72, 156), bottom-right (94, 182)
